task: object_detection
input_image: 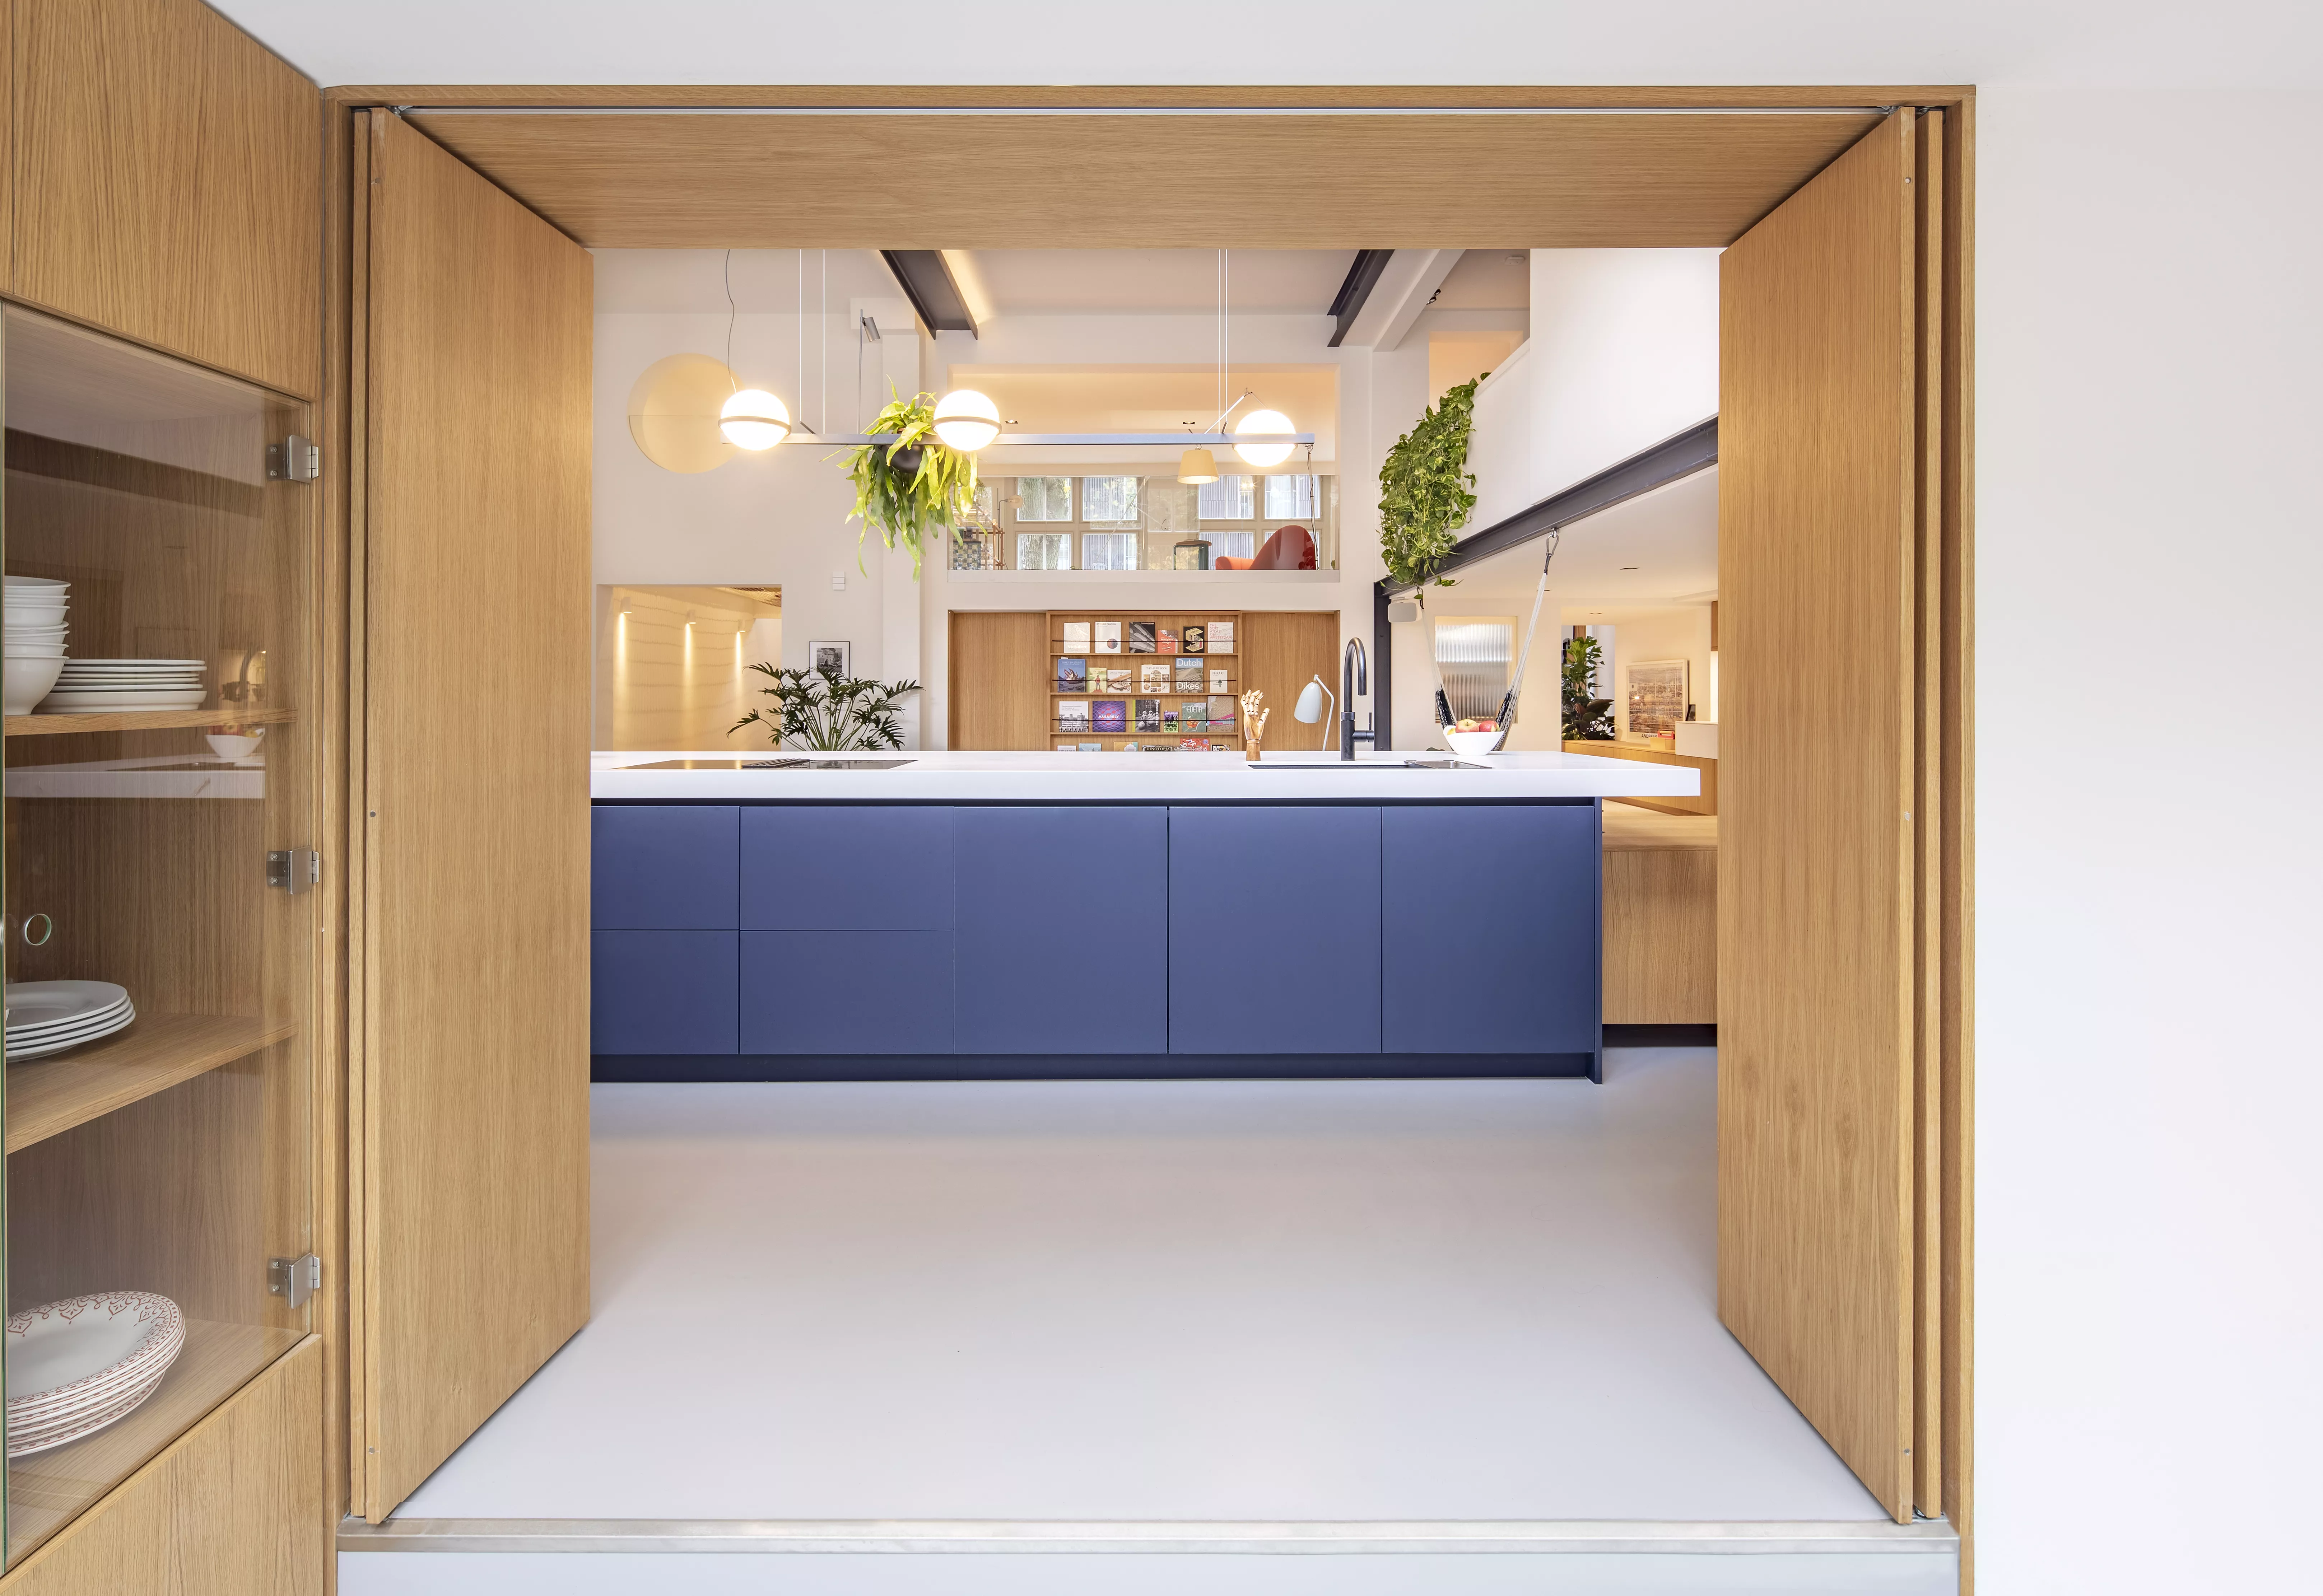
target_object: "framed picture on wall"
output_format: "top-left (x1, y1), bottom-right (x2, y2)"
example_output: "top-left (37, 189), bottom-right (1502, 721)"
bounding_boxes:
top-left (1627, 658), bottom-right (1689, 739)
top-left (810, 639), bottom-right (851, 677)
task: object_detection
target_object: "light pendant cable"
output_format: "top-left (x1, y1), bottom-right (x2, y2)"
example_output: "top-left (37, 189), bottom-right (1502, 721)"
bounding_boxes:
top-left (718, 249), bottom-right (792, 450)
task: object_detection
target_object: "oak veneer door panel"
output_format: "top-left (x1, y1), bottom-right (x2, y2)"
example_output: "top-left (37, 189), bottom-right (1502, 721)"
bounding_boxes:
top-left (1717, 108), bottom-right (1919, 1522)
top-left (11, 0), bottom-right (321, 396)
top-left (357, 111), bottom-right (592, 1519)
top-left (946, 611), bottom-right (1048, 749)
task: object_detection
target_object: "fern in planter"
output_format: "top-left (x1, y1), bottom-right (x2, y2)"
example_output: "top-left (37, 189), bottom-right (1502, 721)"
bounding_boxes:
top-left (1561, 636), bottom-right (1615, 741)
top-left (832, 390), bottom-right (980, 577)
top-left (1377, 374), bottom-right (1485, 589)
top-left (730, 663), bottom-right (922, 751)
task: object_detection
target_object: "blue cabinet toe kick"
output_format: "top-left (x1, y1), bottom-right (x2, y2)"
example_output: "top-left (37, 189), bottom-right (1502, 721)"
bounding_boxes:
top-left (594, 1053), bottom-right (1600, 1083)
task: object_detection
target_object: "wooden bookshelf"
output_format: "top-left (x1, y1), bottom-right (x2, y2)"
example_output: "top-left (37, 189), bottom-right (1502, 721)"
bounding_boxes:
top-left (5, 1014), bottom-right (294, 1153)
top-left (4, 705), bottom-right (295, 738)
top-left (1046, 609), bottom-right (1246, 751)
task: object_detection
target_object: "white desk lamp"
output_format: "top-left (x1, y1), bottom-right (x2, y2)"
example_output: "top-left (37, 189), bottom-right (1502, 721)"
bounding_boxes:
top-left (1293, 674), bottom-right (1335, 750)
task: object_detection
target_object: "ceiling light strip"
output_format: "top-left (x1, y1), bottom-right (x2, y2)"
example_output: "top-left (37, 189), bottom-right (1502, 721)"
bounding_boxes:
top-left (399, 105), bottom-right (1890, 118)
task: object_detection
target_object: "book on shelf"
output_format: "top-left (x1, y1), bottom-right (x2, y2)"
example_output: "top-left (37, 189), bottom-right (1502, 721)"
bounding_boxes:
top-left (1055, 656), bottom-right (1089, 692)
top-left (1094, 621), bottom-right (1122, 653)
top-left (1103, 666), bottom-right (1133, 692)
top-left (1178, 737), bottom-right (1212, 752)
top-left (1162, 704), bottom-right (1180, 730)
top-left (1080, 742), bottom-right (1103, 752)
top-left (1157, 626), bottom-right (1178, 654)
top-left (1056, 742), bottom-right (1081, 752)
top-left (1135, 697), bottom-right (1161, 731)
top-left (1207, 620), bottom-right (1234, 654)
top-left (1057, 699), bottom-right (1091, 732)
top-left (1182, 624), bottom-right (1206, 654)
top-left (1173, 659), bottom-right (1203, 688)
top-left (1208, 695), bottom-right (1237, 727)
top-left (1093, 699), bottom-right (1127, 732)
top-left (1139, 662), bottom-right (1169, 691)
top-left (1208, 668), bottom-right (1229, 692)
top-left (1178, 699), bottom-right (1207, 730)
top-left (1128, 621), bottom-right (1157, 653)
top-left (1062, 621), bottom-right (1092, 652)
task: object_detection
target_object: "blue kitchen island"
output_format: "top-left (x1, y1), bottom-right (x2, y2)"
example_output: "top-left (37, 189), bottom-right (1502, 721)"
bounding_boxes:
top-left (587, 749), bottom-right (1700, 1084)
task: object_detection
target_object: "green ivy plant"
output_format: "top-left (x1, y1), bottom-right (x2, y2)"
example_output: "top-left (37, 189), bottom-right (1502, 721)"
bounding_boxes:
top-left (831, 389), bottom-right (980, 577)
top-left (731, 663), bottom-right (922, 751)
top-left (1377, 374), bottom-right (1484, 589)
top-left (1561, 636), bottom-right (1615, 741)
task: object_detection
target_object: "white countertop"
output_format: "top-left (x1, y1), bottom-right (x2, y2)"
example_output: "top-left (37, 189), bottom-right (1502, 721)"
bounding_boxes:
top-left (591, 748), bottom-right (1702, 803)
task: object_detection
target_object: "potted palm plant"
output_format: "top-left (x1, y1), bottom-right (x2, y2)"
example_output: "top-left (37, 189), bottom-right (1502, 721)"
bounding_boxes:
top-left (730, 662), bottom-right (921, 751)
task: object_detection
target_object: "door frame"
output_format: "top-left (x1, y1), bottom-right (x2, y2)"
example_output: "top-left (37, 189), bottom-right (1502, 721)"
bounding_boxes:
top-left (315, 80), bottom-right (1972, 1567)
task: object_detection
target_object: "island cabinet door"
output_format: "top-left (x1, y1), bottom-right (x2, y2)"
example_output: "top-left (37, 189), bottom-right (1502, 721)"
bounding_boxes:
top-left (741, 806), bottom-right (953, 929)
top-left (1168, 806), bottom-right (1383, 1054)
top-left (593, 805), bottom-right (740, 929)
top-left (1381, 803), bottom-right (1601, 1056)
top-left (954, 806), bottom-right (1168, 1053)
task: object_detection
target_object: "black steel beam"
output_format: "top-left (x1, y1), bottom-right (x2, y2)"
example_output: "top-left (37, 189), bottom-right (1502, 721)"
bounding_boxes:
top-left (1382, 416), bottom-right (1719, 594)
top-left (1326, 249), bottom-right (1395, 348)
top-left (880, 250), bottom-right (977, 337)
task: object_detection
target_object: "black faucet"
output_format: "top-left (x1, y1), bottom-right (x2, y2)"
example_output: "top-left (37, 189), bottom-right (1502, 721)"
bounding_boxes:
top-left (1341, 638), bottom-right (1374, 761)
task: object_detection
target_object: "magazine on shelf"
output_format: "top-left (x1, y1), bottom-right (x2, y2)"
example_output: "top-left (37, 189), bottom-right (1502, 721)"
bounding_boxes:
top-left (1208, 695), bottom-right (1237, 727)
top-left (1094, 621), bottom-right (1122, 653)
top-left (1162, 703), bottom-right (1180, 730)
top-left (1178, 737), bottom-right (1212, 752)
top-left (1055, 656), bottom-right (1088, 692)
top-left (1093, 699), bottom-right (1127, 732)
top-left (1080, 742), bottom-right (1103, 752)
top-left (1140, 662), bottom-right (1169, 691)
top-left (1058, 699), bottom-right (1091, 732)
top-left (1174, 659), bottom-right (1203, 688)
top-left (1062, 621), bottom-right (1092, 652)
top-left (1182, 624), bottom-right (1206, 654)
top-left (1136, 698), bottom-right (1161, 731)
top-left (1208, 668), bottom-right (1229, 692)
top-left (1157, 627), bottom-right (1178, 654)
top-left (1103, 666), bottom-right (1133, 692)
top-left (1128, 621), bottom-right (1157, 653)
top-left (1207, 620), bottom-right (1234, 654)
top-left (1179, 699), bottom-right (1207, 731)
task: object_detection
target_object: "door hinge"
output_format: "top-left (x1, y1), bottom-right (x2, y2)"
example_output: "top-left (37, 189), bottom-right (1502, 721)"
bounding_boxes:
top-left (267, 848), bottom-right (320, 894)
top-left (267, 434), bottom-right (319, 483)
top-left (269, 1253), bottom-right (321, 1309)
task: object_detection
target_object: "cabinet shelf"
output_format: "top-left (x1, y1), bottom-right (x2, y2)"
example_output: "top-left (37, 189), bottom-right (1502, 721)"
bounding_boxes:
top-left (6, 1320), bottom-right (304, 1562)
top-left (4, 705), bottom-right (295, 738)
top-left (5, 1014), bottom-right (295, 1153)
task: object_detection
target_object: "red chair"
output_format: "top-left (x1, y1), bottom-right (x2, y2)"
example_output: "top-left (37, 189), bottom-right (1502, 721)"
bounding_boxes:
top-left (1251, 524), bottom-right (1316, 570)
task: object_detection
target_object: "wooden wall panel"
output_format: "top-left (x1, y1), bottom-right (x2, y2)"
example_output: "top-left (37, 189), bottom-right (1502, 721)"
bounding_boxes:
top-left (1240, 611), bottom-right (1339, 754)
top-left (402, 109), bottom-right (1881, 249)
top-left (1716, 109), bottom-right (1919, 1522)
top-left (945, 611), bottom-right (1049, 750)
top-left (357, 110), bottom-right (592, 1520)
top-left (0, 1338), bottom-right (323, 1596)
top-left (11, 0), bottom-right (322, 397)
top-left (1602, 811), bottom-right (1717, 1025)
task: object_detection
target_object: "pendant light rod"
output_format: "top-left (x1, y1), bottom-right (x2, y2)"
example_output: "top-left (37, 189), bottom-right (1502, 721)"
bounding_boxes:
top-left (785, 430), bottom-right (1313, 447)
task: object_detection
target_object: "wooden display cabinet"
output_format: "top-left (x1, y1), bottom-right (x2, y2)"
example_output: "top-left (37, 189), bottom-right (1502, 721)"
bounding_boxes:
top-left (0, 307), bottom-right (320, 1565)
top-left (1046, 610), bottom-right (1245, 752)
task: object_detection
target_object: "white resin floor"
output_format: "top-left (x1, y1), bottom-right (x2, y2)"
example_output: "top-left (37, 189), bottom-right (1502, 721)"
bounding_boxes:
top-left (393, 1048), bottom-right (1886, 1523)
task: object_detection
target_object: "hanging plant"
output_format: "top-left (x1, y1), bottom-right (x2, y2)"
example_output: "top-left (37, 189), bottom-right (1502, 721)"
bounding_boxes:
top-left (1377, 374), bottom-right (1484, 589)
top-left (831, 389), bottom-right (980, 577)
top-left (730, 662), bottom-right (922, 751)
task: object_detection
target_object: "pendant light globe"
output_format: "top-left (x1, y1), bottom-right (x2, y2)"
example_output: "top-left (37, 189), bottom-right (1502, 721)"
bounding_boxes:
top-left (933, 389), bottom-right (1001, 452)
top-left (1233, 409), bottom-right (1295, 468)
top-left (1177, 447), bottom-right (1221, 485)
top-left (719, 389), bottom-right (792, 451)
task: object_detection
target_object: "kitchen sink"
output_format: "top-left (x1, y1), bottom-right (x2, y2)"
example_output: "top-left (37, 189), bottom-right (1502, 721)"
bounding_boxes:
top-left (1248, 759), bottom-right (1484, 771)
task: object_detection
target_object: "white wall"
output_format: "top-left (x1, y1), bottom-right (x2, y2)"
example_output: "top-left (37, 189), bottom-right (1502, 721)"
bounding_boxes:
top-left (1529, 250), bottom-right (1720, 499)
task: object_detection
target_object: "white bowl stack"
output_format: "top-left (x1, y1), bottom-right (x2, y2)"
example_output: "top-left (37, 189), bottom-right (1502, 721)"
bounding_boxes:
top-left (2, 575), bottom-right (70, 715)
top-left (4, 1292), bottom-right (185, 1458)
top-left (5, 980), bottom-right (137, 1060)
top-left (41, 658), bottom-right (208, 713)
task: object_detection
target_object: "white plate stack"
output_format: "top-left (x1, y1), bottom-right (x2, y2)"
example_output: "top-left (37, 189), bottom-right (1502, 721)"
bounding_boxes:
top-left (3, 575), bottom-right (69, 715)
top-left (5, 980), bottom-right (136, 1060)
top-left (39, 658), bottom-right (208, 713)
top-left (4, 1293), bottom-right (185, 1458)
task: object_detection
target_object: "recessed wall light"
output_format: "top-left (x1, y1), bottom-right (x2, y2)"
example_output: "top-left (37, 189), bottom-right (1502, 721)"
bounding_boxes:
top-left (1620, 565), bottom-right (1640, 571)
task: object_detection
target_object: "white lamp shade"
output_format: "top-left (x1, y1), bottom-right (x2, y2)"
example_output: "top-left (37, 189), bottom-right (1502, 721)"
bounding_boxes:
top-left (932, 388), bottom-right (1001, 452)
top-left (1294, 679), bottom-right (1328, 723)
top-left (1176, 446), bottom-right (1220, 485)
top-left (719, 388), bottom-right (793, 451)
top-left (627, 353), bottom-right (743, 473)
top-left (1233, 408), bottom-right (1295, 468)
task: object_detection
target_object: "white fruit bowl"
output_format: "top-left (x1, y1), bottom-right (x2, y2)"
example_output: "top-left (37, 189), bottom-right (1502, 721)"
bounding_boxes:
top-left (1441, 728), bottom-right (1504, 759)
top-left (2, 656), bottom-right (64, 715)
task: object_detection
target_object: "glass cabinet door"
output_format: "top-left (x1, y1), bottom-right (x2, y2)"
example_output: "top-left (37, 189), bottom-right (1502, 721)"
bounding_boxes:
top-left (0, 306), bottom-right (318, 1563)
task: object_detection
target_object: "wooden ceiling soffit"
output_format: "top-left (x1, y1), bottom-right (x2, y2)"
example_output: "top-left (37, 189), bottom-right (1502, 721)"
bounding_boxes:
top-left (396, 109), bottom-right (1886, 250)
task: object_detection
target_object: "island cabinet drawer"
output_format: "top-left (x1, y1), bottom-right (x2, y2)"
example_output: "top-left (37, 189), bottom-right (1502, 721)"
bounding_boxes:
top-left (1381, 803), bottom-right (1600, 1054)
top-left (954, 806), bottom-right (1167, 1053)
top-left (1168, 806), bottom-right (1383, 1054)
top-left (741, 932), bottom-right (954, 1053)
top-left (741, 806), bottom-right (953, 929)
top-left (592, 805), bottom-right (740, 928)
top-left (592, 932), bottom-right (739, 1053)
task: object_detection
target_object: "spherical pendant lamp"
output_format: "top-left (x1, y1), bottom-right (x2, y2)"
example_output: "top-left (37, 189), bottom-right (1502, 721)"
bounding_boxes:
top-left (1232, 409), bottom-right (1295, 468)
top-left (1177, 446), bottom-right (1221, 485)
top-left (627, 353), bottom-right (744, 473)
top-left (932, 389), bottom-right (1001, 452)
top-left (719, 388), bottom-right (793, 451)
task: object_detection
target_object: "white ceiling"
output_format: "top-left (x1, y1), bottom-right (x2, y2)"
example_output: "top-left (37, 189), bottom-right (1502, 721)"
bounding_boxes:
top-left (593, 249), bottom-right (900, 314)
top-left (964, 250), bottom-right (1353, 317)
top-left (1441, 465), bottom-right (1718, 607)
top-left (210, 2), bottom-right (2313, 92)
top-left (1433, 251), bottom-right (1531, 311)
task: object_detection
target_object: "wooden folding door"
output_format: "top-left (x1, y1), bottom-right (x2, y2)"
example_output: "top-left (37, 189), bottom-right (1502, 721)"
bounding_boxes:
top-left (348, 109), bottom-right (594, 1520)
